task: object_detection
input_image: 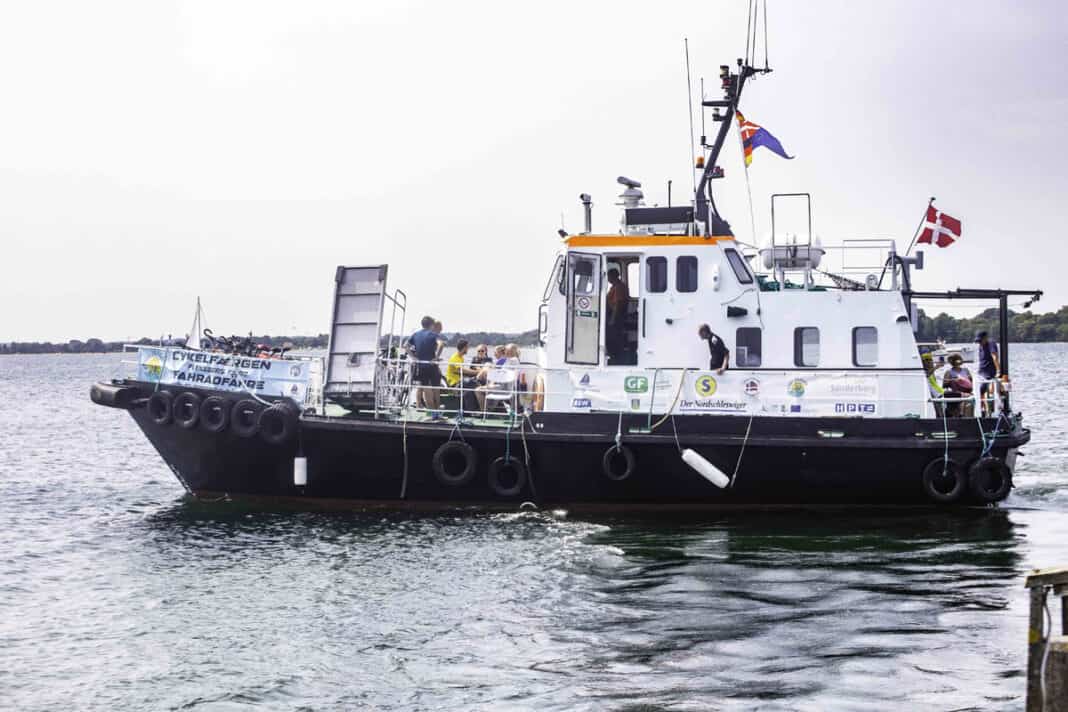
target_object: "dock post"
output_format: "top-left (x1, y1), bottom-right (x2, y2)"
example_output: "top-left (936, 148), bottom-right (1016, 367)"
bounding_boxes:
top-left (1025, 566), bottom-right (1068, 711)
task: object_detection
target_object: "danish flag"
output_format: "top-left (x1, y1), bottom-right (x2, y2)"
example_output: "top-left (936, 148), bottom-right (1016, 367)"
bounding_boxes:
top-left (917, 204), bottom-right (962, 248)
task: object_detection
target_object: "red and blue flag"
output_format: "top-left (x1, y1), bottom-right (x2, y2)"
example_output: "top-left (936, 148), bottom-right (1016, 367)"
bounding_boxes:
top-left (736, 112), bottom-right (794, 166)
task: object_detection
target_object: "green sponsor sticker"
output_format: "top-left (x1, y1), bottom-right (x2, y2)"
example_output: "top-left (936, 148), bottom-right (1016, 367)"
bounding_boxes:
top-left (624, 375), bottom-right (649, 394)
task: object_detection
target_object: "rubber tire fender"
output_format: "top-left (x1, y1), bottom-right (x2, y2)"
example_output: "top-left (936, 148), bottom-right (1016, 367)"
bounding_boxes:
top-left (488, 456), bottom-right (527, 498)
top-left (259, 402), bottom-right (298, 445)
top-left (921, 457), bottom-right (966, 504)
top-left (231, 399), bottom-right (264, 438)
top-left (968, 457), bottom-right (1012, 503)
top-left (432, 441), bottom-right (478, 487)
top-left (602, 445), bottom-right (636, 482)
top-left (147, 391), bottom-right (174, 426)
top-left (200, 395), bottom-right (230, 433)
top-left (172, 392), bottom-right (202, 429)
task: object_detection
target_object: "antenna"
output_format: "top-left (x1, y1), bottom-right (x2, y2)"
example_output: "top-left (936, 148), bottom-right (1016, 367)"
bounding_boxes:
top-left (762, 0), bottom-right (770, 71)
top-left (700, 77), bottom-right (706, 145)
top-left (684, 38), bottom-right (697, 201)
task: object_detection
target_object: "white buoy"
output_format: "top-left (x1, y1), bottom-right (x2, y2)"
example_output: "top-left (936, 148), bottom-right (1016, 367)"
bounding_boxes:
top-left (294, 456), bottom-right (307, 486)
top-left (681, 448), bottom-right (729, 489)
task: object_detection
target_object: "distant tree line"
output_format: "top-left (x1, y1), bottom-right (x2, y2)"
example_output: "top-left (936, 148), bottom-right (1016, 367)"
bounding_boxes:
top-left (0, 334), bottom-right (330, 355)
top-left (4, 310), bottom-right (1064, 356)
top-left (0, 329), bottom-right (541, 355)
top-left (914, 307), bottom-right (1068, 343)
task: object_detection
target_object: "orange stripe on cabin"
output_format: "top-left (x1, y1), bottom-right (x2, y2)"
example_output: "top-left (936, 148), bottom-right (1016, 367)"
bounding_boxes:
top-left (565, 235), bottom-right (735, 247)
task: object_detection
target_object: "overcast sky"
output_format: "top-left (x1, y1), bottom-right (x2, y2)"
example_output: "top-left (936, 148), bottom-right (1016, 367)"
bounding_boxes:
top-left (1, 1), bottom-right (1064, 341)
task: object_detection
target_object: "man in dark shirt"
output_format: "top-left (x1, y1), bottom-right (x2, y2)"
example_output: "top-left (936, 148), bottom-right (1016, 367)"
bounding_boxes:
top-left (698, 324), bottom-right (730, 374)
top-left (975, 330), bottom-right (1001, 415)
top-left (409, 315), bottom-right (441, 409)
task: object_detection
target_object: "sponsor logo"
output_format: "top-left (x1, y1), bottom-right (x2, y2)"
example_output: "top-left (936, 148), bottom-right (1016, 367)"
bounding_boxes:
top-left (630, 398), bottom-right (641, 411)
top-left (289, 364), bottom-right (303, 378)
top-left (679, 398), bottom-right (748, 412)
top-left (829, 381), bottom-right (878, 397)
top-left (579, 373), bottom-right (591, 386)
top-left (743, 377), bottom-right (760, 396)
top-left (624, 375), bottom-right (649, 394)
top-left (834, 402), bottom-right (876, 414)
top-left (572, 398), bottom-right (592, 408)
top-left (789, 404), bottom-right (802, 413)
top-left (143, 355), bottom-right (163, 381)
top-left (694, 374), bottom-right (718, 397)
top-left (787, 378), bottom-right (807, 398)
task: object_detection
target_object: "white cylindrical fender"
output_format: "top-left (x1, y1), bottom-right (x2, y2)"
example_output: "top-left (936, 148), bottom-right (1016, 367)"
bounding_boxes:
top-left (294, 456), bottom-right (308, 486)
top-left (681, 448), bottom-right (729, 489)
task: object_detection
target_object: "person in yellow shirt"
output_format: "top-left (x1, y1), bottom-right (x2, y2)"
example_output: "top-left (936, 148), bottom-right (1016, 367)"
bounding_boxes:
top-left (442, 341), bottom-right (480, 386)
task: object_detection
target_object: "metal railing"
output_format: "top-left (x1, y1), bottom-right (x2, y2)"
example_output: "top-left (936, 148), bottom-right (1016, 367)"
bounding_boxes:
top-left (369, 356), bottom-right (938, 422)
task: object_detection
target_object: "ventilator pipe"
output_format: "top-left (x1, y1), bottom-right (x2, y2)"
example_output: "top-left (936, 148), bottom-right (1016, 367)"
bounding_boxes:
top-left (681, 448), bottom-right (729, 489)
top-left (294, 456), bottom-right (307, 487)
top-left (580, 193), bottom-right (593, 234)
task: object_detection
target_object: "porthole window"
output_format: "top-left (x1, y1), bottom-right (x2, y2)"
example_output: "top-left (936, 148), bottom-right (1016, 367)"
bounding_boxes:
top-left (736, 327), bottom-right (762, 367)
top-left (676, 256), bottom-right (698, 293)
top-left (646, 257), bottom-right (667, 293)
top-left (853, 326), bottom-right (878, 367)
top-left (794, 327), bottom-right (820, 367)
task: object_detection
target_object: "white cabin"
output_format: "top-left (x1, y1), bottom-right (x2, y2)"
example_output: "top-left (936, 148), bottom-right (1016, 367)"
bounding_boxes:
top-left (533, 218), bottom-right (928, 419)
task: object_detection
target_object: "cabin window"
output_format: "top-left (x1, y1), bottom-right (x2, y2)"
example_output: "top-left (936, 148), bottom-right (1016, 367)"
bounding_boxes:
top-left (626, 261), bottom-right (640, 296)
top-left (573, 258), bottom-right (596, 295)
top-left (676, 256), bottom-right (698, 292)
top-left (735, 327), bottom-right (762, 367)
top-left (724, 248), bottom-right (753, 284)
top-left (646, 256), bottom-right (667, 293)
top-left (853, 326), bottom-right (878, 366)
top-left (794, 327), bottom-right (820, 367)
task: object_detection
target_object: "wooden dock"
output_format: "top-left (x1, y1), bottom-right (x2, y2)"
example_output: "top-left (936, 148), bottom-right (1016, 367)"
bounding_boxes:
top-left (1026, 566), bottom-right (1068, 711)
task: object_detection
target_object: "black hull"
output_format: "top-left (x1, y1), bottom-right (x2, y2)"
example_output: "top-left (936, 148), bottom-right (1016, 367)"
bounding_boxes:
top-left (94, 381), bottom-right (1029, 509)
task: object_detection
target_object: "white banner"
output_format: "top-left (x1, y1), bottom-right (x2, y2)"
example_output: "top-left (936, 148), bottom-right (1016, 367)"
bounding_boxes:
top-left (137, 347), bottom-right (312, 404)
top-left (563, 369), bottom-right (887, 417)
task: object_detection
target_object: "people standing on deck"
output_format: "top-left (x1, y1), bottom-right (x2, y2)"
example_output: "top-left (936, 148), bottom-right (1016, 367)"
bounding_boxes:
top-left (942, 353), bottom-right (973, 417)
top-left (698, 324), bottom-right (730, 374)
top-left (975, 330), bottom-right (1001, 415)
top-left (408, 315), bottom-right (441, 410)
top-left (605, 268), bottom-right (630, 361)
top-left (432, 320), bottom-right (446, 359)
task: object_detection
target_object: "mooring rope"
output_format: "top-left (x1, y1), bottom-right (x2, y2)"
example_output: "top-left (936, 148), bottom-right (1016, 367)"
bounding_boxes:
top-left (729, 415), bottom-right (754, 488)
top-left (520, 414), bottom-right (538, 500)
top-left (651, 369), bottom-right (688, 432)
top-left (670, 415), bottom-right (683, 454)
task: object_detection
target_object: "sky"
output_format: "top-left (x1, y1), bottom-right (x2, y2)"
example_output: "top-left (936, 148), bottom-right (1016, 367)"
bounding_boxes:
top-left (1, 0), bottom-right (1065, 341)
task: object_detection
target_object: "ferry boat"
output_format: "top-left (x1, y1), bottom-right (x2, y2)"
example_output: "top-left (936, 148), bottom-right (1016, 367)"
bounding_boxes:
top-left (90, 57), bottom-right (1040, 510)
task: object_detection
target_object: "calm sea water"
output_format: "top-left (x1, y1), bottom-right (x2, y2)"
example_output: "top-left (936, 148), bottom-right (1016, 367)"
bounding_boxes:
top-left (1, 346), bottom-right (1066, 711)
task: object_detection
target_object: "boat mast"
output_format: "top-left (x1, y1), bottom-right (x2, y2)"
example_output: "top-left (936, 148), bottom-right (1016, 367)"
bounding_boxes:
top-left (694, 61), bottom-right (769, 237)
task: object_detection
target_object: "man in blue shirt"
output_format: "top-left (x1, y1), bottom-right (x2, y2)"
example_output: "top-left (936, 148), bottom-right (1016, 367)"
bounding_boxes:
top-left (975, 331), bottom-right (1001, 416)
top-left (409, 315), bottom-right (441, 409)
